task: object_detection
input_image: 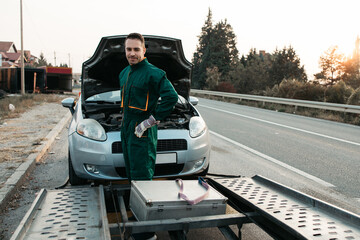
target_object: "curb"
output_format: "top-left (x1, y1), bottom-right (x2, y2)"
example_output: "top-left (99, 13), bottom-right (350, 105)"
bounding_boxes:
top-left (0, 111), bottom-right (72, 213)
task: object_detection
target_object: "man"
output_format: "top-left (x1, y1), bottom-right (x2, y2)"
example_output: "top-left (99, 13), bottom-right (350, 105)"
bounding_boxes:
top-left (119, 33), bottom-right (178, 181)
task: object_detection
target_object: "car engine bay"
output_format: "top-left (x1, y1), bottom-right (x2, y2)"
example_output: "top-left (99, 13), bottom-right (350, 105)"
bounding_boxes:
top-left (84, 100), bottom-right (197, 132)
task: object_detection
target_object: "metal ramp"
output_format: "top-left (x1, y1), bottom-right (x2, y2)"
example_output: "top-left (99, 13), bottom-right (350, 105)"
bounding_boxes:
top-left (10, 186), bottom-right (110, 240)
top-left (10, 176), bottom-right (360, 240)
top-left (209, 175), bottom-right (360, 240)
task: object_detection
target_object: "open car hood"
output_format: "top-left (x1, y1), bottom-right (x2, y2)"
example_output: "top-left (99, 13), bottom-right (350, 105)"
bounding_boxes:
top-left (81, 35), bottom-right (192, 103)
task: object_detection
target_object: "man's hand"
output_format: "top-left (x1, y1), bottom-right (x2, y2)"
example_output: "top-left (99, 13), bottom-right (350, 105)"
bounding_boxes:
top-left (135, 115), bottom-right (160, 138)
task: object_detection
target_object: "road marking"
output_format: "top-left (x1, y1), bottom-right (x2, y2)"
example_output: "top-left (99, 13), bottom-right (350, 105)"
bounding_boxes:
top-left (210, 130), bottom-right (335, 187)
top-left (200, 104), bottom-right (360, 147)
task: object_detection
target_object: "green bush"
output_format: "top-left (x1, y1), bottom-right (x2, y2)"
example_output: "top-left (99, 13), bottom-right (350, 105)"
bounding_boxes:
top-left (216, 82), bottom-right (237, 93)
top-left (324, 81), bottom-right (354, 104)
top-left (275, 79), bottom-right (325, 101)
top-left (347, 87), bottom-right (360, 105)
top-left (277, 79), bottom-right (303, 98)
top-left (294, 82), bottom-right (324, 102)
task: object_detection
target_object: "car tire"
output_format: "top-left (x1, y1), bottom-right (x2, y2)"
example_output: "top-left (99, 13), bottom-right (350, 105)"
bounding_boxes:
top-left (68, 152), bottom-right (87, 185)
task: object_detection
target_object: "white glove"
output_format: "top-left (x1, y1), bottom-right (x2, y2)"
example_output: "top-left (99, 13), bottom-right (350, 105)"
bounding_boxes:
top-left (134, 115), bottom-right (159, 138)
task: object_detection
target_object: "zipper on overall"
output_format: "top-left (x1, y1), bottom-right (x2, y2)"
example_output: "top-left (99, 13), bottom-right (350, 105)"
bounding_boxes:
top-left (121, 70), bottom-right (132, 127)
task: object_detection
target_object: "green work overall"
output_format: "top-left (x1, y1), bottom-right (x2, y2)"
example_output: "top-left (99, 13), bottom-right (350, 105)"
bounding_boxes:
top-left (119, 58), bottom-right (178, 180)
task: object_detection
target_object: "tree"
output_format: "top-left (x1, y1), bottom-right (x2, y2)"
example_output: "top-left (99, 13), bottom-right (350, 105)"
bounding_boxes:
top-left (317, 46), bottom-right (345, 85)
top-left (192, 9), bottom-right (239, 89)
top-left (205, 66), bottom-right (221, 90)
top-left (192, 8), bottom-right (214, 89)
top-left (342, 58), bottom-right (360, 89)
top-left (211, 19), bottom-right (239, 81)
top-left (236, 49), bottom-right (270, 93)
top-left (33, 53), bottom-right (52, 67)
top-left (268, 46), bottom-right (307, 87)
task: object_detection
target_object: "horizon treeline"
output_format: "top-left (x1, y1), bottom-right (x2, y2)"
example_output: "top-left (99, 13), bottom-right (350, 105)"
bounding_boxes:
top-left (192, 8), bottom-right (360, 105)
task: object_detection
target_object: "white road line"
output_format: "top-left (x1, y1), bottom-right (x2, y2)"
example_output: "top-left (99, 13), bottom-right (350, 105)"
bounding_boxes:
top-left (210, 130), bottom-right (335, 187)
top-left (200, 104), bottom-right (360, 147)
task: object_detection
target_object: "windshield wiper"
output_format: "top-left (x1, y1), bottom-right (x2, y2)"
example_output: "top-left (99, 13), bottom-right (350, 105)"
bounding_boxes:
top-left (85, 100), bottom-right (120, 104)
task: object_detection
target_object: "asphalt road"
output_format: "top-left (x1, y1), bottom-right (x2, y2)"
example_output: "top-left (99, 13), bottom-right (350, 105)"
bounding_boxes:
top-left (2, 97), bottom-right (360, 239)
top-left (197, 97), bottom-right (360, 213)
top-left (0, 121), bottom-right (271, 240)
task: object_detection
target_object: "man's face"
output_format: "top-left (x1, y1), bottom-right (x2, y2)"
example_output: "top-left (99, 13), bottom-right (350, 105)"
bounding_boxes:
top-left (125, 38), bottom-right (146, 65)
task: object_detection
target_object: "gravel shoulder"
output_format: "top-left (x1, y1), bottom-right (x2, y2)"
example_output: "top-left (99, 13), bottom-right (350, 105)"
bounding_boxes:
top-left (0, 96), bottom-right (70, 188)
top-left (0, 94), bottom-right (73, 239)
top-left (0, 122), bottom-right (70, 239)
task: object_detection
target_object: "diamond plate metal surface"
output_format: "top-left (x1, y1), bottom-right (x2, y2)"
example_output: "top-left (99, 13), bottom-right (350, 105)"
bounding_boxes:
top-left (20, 187), bottom-right (106, 240)
top-left (214, 177), bottom-right (360, 240)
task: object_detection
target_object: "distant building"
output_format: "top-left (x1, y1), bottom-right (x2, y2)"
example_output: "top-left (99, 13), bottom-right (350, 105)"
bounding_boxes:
top-left (0, 41), bottom-right (17, 53)
top-left (259, 50), bottom-right (271, 60)
top-left (0, 41), bottom-right (37, 68)
top-left (0, 41), bottom-right (72, 93)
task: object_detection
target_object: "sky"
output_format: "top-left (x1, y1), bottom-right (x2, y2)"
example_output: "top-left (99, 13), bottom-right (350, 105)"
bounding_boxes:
top-left (1, 0), bottom-right (360, 79)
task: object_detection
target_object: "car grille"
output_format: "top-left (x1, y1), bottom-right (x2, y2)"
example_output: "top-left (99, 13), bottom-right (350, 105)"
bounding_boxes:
top-left (112, 139), bottom-right (187, 153)
top-left (115, 163), bottom-right (185, 178)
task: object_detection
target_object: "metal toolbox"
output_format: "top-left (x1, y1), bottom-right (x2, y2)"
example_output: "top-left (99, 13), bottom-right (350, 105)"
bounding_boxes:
top-left (130, 180), bottom-right (228, 221)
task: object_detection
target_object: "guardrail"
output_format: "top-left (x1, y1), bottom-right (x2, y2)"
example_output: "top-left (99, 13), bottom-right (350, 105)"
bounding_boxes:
top-left (191, 89), bottom-right (360, 114)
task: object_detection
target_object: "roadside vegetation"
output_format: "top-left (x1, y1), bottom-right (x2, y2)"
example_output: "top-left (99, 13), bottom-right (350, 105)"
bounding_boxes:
top-left (191, 8), bottom-right (360, 125)
top-left (192, 9), bottom-right (360, 105)
top-left (0, 92), bottom-right (71, 123)
top-left (193, 92), bottom-right (360, 126)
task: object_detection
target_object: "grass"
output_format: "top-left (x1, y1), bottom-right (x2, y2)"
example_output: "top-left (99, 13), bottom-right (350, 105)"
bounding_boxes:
top-left (0, 93), bottom-right (72, 124)
top-left (194, 93), bottom-right (360, 126)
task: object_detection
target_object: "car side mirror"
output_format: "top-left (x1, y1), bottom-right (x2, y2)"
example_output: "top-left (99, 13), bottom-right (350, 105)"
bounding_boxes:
top-left (189, 96), bottom-right (199, 106)
top-left (62, 97), bottom-right (75, 114)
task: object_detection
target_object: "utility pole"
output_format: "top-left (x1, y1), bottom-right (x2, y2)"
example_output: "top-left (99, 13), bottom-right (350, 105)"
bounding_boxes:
top-left (54, 51), bottom-right (56, 66)
top-left (68, 53), bottom-right (71, 67)
top-left (20, 0), bottom-right (25, 95)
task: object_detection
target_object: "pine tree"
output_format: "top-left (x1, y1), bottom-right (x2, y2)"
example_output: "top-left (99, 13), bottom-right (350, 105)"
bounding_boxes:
top-left (237, 49), bottom-right (270, 93)
top-left (192, 9), bottom-right (239, 89)
top-left (35, 53), bottom-right (48, 67)
top-left (268, 46), bottom-right (307, 86)
top-left (212, 19), bottom-right (239, 81)
top-left (192, 8), bottom-right (214, 89)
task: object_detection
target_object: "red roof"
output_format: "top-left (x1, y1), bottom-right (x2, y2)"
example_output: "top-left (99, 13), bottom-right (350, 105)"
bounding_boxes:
top-left (46, 67), bottom-right (72, 74)
top-left (6, 52), bottom-right (21, 62)
top-left (0, 41), bottom-right (17, 52)
top-left (0, 51), bottom-right (9, 59)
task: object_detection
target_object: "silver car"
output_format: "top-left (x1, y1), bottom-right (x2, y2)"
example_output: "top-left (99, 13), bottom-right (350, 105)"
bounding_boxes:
top-left (62, 35), bottom-right (210, 185)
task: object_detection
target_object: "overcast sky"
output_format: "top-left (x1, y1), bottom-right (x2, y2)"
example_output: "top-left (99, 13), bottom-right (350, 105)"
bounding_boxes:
top-left (2, 0), bottom-right (359, 79)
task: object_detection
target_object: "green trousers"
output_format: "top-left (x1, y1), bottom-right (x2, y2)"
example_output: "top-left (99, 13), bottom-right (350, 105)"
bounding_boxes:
top-left (121, 116), bottom-right (157, 181)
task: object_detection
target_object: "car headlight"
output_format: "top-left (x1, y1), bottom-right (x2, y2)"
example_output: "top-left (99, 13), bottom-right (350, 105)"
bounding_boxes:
top-left (76, 119), bottom-right (107, 141)
top-left (189, 116), bottom-right (207, 138)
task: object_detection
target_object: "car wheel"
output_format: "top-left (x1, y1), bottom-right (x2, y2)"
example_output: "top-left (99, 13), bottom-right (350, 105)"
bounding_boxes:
top-left (198, 164), bottom-right (209, 176)
top-left (68, 152), bottom-right (87, 185)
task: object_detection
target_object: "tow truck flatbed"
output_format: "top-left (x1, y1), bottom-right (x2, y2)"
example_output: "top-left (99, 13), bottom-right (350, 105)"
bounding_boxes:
top-left (10, 176), bottom-right (360, 240)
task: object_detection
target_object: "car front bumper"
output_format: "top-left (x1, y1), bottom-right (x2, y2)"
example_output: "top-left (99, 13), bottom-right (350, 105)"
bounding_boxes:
top-left (68, 128), bottom-right (211, 180)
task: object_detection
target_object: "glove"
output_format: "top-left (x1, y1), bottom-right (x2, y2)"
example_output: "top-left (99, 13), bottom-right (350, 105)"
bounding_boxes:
top-left (134, 115), bottom-right (159, 138)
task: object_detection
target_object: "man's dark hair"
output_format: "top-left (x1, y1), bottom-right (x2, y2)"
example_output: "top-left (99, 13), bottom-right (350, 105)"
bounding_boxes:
top-left (126, 33), bottom-right (145, 47)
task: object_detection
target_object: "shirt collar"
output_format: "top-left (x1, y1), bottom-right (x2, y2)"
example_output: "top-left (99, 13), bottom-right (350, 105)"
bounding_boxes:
top-left (130, 57), bottom-right (148, 70)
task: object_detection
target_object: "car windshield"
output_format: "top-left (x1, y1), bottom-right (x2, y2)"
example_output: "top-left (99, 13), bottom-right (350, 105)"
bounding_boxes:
top-left (85, 90), bottom-right (186, 106)
top-left (85, 90), bottom-right (121, 103)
